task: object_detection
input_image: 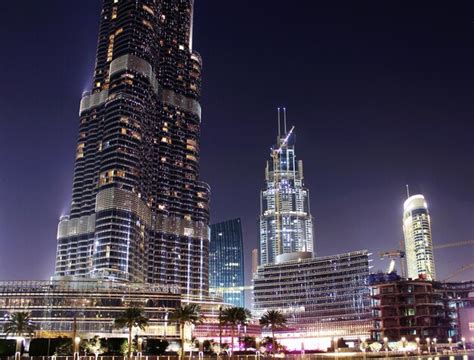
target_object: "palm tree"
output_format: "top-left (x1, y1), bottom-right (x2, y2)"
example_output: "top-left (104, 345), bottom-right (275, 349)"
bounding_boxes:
top-left (114, 306), bottom-right (149, 358)
top-left (169, 303), bottom-right (203, 358)
top-left (259, 310), bottom-right (286, 355)
top-left (220, 307), bottom-right (251, 352)
top-left (4, 312), bottom-right (35, 353)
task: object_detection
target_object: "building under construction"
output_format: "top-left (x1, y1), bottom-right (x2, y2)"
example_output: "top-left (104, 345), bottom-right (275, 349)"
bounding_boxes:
top-left (370, 274), bottom-right (474, 342)
top-left (259, 109), bottom-right (314, 265)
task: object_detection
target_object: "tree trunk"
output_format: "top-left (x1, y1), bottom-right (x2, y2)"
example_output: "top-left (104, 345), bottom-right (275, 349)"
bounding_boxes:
top-left (128, 325), bottom-right (132, 359)
top-left (272, 328), bottom-right (276, 356)
top-left (218, 308), bottom-right (222, 351)
top-left (231, 325), bottom-right (235, 354)
top-left (180, 323), bottom-right (185, 359)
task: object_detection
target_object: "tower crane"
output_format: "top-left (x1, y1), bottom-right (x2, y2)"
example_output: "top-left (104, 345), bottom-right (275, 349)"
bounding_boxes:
top-left (433, 240), bottom-right (474, 250)
top-left (380, 240), bottom-right (474, 280)
top-left (443, 263), bottom-right (474, 281)
top-left (380, 250), bottom-right (406, 277)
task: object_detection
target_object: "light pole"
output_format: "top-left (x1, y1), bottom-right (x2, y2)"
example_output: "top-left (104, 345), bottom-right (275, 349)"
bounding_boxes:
top-left (433, 338), bottom-right (437, 353)
top-left (383, 337), bottom-right (388, 356)
top-left (415, 337), bottom-right (420, 354)
top-left (461, 337), bottom-right (466, 352)
top-left (401, 337), bottom-right (407, 356)
top-left (448, 337), bottom-right (452, 352)
top-left (74, 336), bottom-right (81, 360)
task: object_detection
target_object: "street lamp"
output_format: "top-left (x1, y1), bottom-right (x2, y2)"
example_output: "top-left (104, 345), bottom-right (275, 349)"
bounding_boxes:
top-left (74, 336), bottom-right (81, 360)
top-left (426, 337), bottom-right (431, 353)
top-left (433, 338), bottom-right (437, 353)
top-left (448, 337), bottom-right (452, 352)
top-left (415, 337), bottom-right (420, 354)
top-left (461, 337), bottom-right (466, 351)
top-left (383, 337), bottom-right (388, 355)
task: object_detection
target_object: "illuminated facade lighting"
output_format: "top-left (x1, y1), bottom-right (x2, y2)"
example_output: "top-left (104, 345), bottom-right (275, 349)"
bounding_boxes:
top-left (209, 219), bottom-right (245, 307)
top-left (53, 0), bottom-right (210, 297)
top-left (403, 194), bottom-right (436, 280)
top-left (259, 112), bottom-right (314, 265)
top-left (253, 250), bottom-right (372, 348)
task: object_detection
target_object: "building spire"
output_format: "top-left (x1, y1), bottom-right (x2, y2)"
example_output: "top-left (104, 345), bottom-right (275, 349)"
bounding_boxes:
top-left (406, 184), bottom-right (410, 199)
top-left (277, 107), bottom-right (281, 138)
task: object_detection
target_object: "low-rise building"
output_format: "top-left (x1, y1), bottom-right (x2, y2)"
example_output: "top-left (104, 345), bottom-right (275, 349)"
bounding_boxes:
top-left (370, 276), bottom-right (447, 341)
top-left (0, 279), bottom-right (222, 340)
top-left (253, 250), bottom-right (372, 350)
top-left (370, 275), bottom-right (474, 342)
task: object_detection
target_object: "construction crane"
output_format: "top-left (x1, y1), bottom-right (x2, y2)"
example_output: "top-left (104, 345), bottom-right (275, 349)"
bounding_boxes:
top-left (434, 240), bottom-right (474, 250)
top-left (381, 240), bottom-right (473, 279)
top-left (444, 263), bottom-right (474, 281)
top-left (380, 250), bottom-right (406, 277)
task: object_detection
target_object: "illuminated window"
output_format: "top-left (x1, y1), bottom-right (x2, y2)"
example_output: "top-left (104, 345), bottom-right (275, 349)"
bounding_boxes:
top-left (143, 5), bottom-right (154, 15)
top-left (143, 20), bottom-right (153, 30)
top-left (107, 35), bottom-right (115, 61)
top-left (76, 143), bottom-right (85, 159)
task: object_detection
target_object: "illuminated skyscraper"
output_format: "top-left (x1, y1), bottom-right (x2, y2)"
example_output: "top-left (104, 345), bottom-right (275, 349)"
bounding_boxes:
top-left (259, 110), bottom-right (314, 265)
top-left (54, 0), bottom-right (210, 297)
top-left (209, 219), bottom-right (244, 307)
top-left (403, 194), bottom-right (436, 280)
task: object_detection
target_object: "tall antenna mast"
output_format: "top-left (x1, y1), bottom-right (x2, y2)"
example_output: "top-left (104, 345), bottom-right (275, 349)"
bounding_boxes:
top-left (277, 107), bottom-right (281, 138)
top-left (283, 107), bottom-right (288, 134)
top-left (406, 184), bottom-right (410, 199)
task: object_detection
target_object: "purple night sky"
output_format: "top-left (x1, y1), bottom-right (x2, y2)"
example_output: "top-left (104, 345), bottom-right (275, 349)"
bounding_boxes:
top-left (0, 1), bottom-right (473, 285)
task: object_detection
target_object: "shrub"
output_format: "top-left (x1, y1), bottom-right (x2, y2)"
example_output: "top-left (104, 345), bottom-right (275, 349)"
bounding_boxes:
top-left (145, 339), bottom-right (169, 355)
top-left (0, 339), bottom-right (17, 356)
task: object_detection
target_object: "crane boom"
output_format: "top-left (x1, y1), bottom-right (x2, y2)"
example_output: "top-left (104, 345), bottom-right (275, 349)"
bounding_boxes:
top-left (434, 240), bottom-right (474, 250)
top-left (444, 263), bottom-right (474, 281)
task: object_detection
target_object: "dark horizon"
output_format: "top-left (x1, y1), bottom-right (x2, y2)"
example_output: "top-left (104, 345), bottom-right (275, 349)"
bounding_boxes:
top-left (0, 1), bottom-right (473, 284)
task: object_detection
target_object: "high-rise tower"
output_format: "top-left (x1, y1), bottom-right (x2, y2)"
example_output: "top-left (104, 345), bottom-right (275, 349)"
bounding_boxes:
top-left (259, 109), bottom-right (314, 265)
top-left (54, 0), bottom-right (210, 297)
top-left (403, 194), bottom-right (436, 280)
top-left (209, 219), bottom-right (245, 307)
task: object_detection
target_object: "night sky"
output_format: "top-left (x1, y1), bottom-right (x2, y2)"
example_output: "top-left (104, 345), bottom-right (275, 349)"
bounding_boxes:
top-left (0, 1), bottom-right (473, 285)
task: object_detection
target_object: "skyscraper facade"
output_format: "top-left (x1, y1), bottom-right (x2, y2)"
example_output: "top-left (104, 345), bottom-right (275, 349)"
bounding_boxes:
top-left (259, 114), bottom-right (314, 265)
top-left (403, 194), bottom-right (436, 281)
top-left (209, 219), bottom-right (244, 307)
top-left (54, 0), bottom-right (210, 297)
